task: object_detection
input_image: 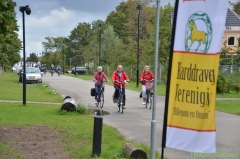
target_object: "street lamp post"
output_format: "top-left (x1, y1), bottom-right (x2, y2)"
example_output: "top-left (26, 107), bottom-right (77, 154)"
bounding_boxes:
top-left (74, 34), bottom-right (77, 76)
top-left (98, 24), bottom-right (102, 66)
top-left (19, 5), bottom-right (31, 105)
top-left (136, 4), bottom-right (142, 87)
top-left (62, 42), bottom-right (65, 74)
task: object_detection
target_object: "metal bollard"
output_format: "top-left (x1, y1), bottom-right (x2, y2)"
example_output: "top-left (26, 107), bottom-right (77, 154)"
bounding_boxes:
top-left (92, 112), bottom-right (103, 157)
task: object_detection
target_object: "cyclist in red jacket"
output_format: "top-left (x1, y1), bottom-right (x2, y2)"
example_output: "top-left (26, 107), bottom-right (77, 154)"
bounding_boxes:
top-left (140, 66), bottom-right (154, 105)
top-left (92, 66), bottom-right (109, 104)
top-left (112, 65), bottom-right (130, 109)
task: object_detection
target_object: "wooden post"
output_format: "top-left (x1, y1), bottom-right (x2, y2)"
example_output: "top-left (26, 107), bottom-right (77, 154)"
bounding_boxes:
top-left (122, 143), bottom-right (148, 159)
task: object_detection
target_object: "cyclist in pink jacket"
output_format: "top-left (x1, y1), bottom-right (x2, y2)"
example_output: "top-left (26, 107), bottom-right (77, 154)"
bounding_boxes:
top-left (92, 66), bottom-right (109, 104)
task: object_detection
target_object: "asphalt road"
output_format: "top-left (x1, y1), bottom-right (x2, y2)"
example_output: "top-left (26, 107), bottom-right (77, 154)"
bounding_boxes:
top-left (43, 73), bottom-right (240, 159)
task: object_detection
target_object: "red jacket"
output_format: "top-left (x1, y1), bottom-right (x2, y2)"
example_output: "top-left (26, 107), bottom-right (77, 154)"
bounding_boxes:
top-left (112, 71), bottom-right (129, 88)
top-left (93, 72), bottom-right (108, 86)
top-left (140, 71), bottom-right (154, 85)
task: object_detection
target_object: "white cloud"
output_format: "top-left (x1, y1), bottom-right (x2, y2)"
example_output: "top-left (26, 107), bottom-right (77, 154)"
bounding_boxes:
top-left (17, 7), bottom-right (104, 57)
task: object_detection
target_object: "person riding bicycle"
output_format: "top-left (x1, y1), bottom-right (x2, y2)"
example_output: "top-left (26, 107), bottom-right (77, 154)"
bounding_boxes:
top-left (50, 64), bottom-right (54, 76)
top-left (43, 64), bottom-right (47, 74)
top-left (112, 65), bottom-right (129, 109)
top-left (56, 65), bottom-right (61, 76)
top-left (92, 66), bottom-right (109, 104)
top-left (140, 66), bottom-right (154, 105)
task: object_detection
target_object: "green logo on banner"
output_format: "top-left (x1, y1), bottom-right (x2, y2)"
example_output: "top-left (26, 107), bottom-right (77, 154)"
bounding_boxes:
top-left (185, 12), bottom-right (212, 53)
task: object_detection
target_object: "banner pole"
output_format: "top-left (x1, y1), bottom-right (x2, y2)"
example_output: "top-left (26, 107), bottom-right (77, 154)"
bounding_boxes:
top-left (160, 0), bottom-right (180, 159)
top-left (150, 0), bottom-right (160, 159)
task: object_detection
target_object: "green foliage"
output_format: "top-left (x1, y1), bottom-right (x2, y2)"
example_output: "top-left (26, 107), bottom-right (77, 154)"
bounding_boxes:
top-left (220, 41), bottom-right (233, 65)
top-left (41, 1), bottom-right (175, 82)
top-left (26, 53), bottom-right (39, 62)
top-left (216, 72), bottom-right (228, 94)
top-left (216, 71), bottom-right (240, 95)
top-left (0, 0), bottom-right (21, 69)
top-left (230, 0), bottom-right (240, 16)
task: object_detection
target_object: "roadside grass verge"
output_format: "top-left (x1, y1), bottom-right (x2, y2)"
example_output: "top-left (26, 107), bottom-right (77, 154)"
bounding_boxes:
top-left (216, 91), bottom-right (240, 98)
top-left (0, 72), bottom-right (62, 103)
top-left (0, 102), bottom-right (159, 158)
top-left (216, 100), bottom-right (240, 116)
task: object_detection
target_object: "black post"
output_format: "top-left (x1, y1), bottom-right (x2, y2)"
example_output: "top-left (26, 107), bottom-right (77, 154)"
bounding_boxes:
top-left (74, 34), bottom-right (77, 76)
top-left (22, 10), bottom-right (26, 105)
top-left (92, 115), bottom-right (103, 157)
top-left (136, 4), bottom-right (142, 87)
top-left (20, 5), bottom-right (31, 105)
top-left (98, 24), bottom-right (102, 66)
top-left (62, 43), bottom-right (64, 74)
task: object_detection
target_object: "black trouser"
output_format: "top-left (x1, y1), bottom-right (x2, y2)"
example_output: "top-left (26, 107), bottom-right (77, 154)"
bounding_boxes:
top-left (113, 86), bottom-right (126, 106)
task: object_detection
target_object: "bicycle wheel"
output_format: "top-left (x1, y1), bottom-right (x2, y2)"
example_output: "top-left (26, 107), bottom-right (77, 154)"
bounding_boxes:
top-left (146, 92), bottom-right (151, 109)
top-left (145, 91), bottom-right (149, 108)
top-left (119, 93), bottom-right (123, 114)
top-left (149, 92), bottom-right (153, 110)
top-left (99, 91), bottom-right (104, 108)
top-left (117, 93), bottom-right (123, 114)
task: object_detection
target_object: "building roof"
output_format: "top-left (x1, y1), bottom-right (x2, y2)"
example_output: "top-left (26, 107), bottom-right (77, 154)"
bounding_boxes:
top-left (226, 8), bottom-right (240, 26)
top-left (170, 8), bottom-right (240, 26)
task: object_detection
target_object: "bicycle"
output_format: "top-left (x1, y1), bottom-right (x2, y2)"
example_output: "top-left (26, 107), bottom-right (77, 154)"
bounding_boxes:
top-left (114, 80), bottom-right (128, 114)
top-left (142, 79), bottom-right (153, 109)
top-left (57, 70), bottom-right (60, 76)
top-left (94, 80), bottom-right (107, 108)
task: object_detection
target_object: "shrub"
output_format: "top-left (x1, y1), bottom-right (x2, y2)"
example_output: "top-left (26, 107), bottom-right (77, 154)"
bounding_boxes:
top-left (216, 73), bottom-right (228, 94)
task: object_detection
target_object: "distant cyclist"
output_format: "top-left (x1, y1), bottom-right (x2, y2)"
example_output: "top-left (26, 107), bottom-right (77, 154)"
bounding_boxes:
top-left (43, 64), bottom-right (47, 74)
top-left (92, 66), bottom-right (109, 104)
top-left (140, 66), bottom-right (154, 105)
top-left (112, 65), bottom-right (129, 109)
top-left (56, 65), bottom-right (61, 76)
top-left (50, 64), bottom-right (54, 76)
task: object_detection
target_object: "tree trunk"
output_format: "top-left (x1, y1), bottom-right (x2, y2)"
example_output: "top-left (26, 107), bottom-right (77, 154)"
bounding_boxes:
top-left (122, 143), bottom-right (148, 159)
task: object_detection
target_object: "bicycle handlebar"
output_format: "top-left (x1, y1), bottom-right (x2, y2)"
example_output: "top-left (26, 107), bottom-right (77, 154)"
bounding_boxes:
top-left (114, 80), bottom-right (129, 84)
top-left (93, 80), bottom-right (108, 82)
top-left (140, 79), bottom-right (153, 82)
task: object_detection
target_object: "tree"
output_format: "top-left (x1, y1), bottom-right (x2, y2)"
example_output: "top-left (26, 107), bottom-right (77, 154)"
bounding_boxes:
top-left (230, 0), bottom-right (240, 16)
top-left (220, 41), bottom-right (233, 65)
top-left (26, 53), bottom-right (38, 62)
top-left (0, 0), bottom-right (22, 69)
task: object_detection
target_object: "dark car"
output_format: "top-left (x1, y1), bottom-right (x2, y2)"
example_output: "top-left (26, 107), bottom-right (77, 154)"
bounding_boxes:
top-left (71, 66), bottom-right (87, 75)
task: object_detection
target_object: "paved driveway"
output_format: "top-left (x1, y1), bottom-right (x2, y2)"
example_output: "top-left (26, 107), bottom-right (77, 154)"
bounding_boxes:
top-left (43, 73), bottom-right (240, 159)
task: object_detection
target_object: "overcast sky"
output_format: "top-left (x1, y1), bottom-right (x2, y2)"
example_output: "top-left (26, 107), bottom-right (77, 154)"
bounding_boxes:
top-left (15, 0), bottom-right (175, 57)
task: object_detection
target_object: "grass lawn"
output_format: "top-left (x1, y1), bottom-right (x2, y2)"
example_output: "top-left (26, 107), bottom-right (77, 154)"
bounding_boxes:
top-left (0, 72), bottom-right (159, 158)
top-left (216, 100), bottom-right (240, 116)
top-left (216, 91), bottom-right (240, 98)
top-left (0, 72), bottom-right (62, 103)
top-left (0, 103), bottom-right (158, 159)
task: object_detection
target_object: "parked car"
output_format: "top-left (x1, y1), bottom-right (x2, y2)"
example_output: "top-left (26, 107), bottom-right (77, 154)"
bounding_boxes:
top-left (16, 66), bottom-right (22, 75)
top-left (71, 66), bottom-right (87, 75)
top-left (19, 67), bottom-right (42, 84)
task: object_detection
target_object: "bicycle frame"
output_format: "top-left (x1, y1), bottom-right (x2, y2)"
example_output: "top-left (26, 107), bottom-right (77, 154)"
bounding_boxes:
top-left (94, 80), bottom-right (106, 108)
top-left (114, 80), bottom-right (127, 114)
top-left (141, 79), bottom-right (153, 109)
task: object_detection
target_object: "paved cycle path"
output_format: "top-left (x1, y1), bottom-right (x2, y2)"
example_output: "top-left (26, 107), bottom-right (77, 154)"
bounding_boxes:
top-left (43, 73), bottom-right (240, 159)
